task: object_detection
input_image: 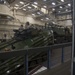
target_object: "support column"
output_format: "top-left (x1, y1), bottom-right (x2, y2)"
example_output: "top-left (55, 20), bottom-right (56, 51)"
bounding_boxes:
top-left (72, 0), bottom-right (75, 75)
top-left (24, 51), bottom-right (28, 75)
top-left (61, 47), bottom-right (64, 63)
top-left (47, 49), bottom-right (51, 69)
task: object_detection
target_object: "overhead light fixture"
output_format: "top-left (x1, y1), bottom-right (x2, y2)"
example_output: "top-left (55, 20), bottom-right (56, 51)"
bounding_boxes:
top-left (52, 8), bottom-right (55, 11)
top-left (53, 22), bottom-right (55, 24)
top-left (14, 7), bottom-right (18, 9)
top-left (19, 6), bottom-right (23, 9)
top-left (43, 6), bottom-right (47, 8)
top-left (34, 2), bottom-right (38, 5)
top-left (58, 11), bottom-right (61, 13)
top-left (15, 4), bottom-right (19, 6)
top-left (43, 0), bottom-right (47, 1)
top-left (68, 3), bottom-right (71, 6)
top-left (66, 9), bottom-right (68, 11)
top-left (41, 19), bottom-right (43, 20)
top-left (32, 14), bottom-right (35, 16)
top-left (61, 0), bottom-right (64, 2)
top-left (32, 4), bottom-right (38, 8)
top-left (23, 9), bottom-right (26, 11)
top-left (4, 1), bottom-right (6, 4)
top-left (6, 70), bottom-right (10, 74)
top-left (59, 6), bottom-right (63, 9)
top-left (52, 2), bottom-right (56, 5)
top-left (16, 64), bottom-right (20, 68)
top-left (37, 12), bottom-right (41, 14)
top-left (46, 18), bottom-right (49, 20)
top-left (7, 16), bottom-right (11, 19)
top-left (20, 1), bottom-right (24, 4)
top-left (23, 5), bottom-right (26, 7)
top-left (28, 6), bottom-right (31, 9)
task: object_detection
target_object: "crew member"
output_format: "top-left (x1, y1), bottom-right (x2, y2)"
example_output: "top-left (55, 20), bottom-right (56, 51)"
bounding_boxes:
top-left (25, 22), bottom-right (30, 29)
top-left (19, 25), bottom-right (24, 32)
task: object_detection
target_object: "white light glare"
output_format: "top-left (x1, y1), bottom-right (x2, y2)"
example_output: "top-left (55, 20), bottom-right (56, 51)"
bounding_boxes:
top-left (20, 1), bottom-right (24, 4)
top-left (52, 2), bottom-right (56, 5)
top-left (61, 0), bottom-right (64, 2)
top-left (34, 2), bottom-right (38, 5)
top-left (68, 3), bottom-right (71, 6)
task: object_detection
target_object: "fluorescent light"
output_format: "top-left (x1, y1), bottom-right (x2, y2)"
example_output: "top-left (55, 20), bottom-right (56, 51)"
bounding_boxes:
top-left (15, 4), bottom-right (19, 6)
top-left (59, 6), bottom-right (63, 9)
top-left (52, 8), bottom-right (55, 11)
top-left (34, 2), bottom-right (38, 5)
top-left (28, 6), bottom-right (31, 9)
top-left (68, 3), bottom-right (71, 6)
top-left (23, 9), bottom-right (26, 11)
top-left (61, 0), bottom-right (64, 2)
top-left (20, 1), bottom-right (24, 4)
top-left (43, 6), bottom-right (47, 8)
top-left (52, 2), bottom-right (56, 5)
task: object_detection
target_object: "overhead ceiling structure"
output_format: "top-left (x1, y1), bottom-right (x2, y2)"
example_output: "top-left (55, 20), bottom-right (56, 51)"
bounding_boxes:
top-left (0, 0), bottom-right (14, 21)
top-left (6, 0), bottom-right (72, 23)
top-left (6, 0), bottom-right (15, 4)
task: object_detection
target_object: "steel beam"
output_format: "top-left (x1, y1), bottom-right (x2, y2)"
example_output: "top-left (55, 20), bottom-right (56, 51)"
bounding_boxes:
top-left (57, 18), bottom-right (72, 21)
top-left (56, 11), bottom-right (72, 16)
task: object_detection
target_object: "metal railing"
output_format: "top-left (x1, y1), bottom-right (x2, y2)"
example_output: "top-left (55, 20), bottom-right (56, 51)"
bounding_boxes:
top-left (0, 42), bottom-right (72, 75)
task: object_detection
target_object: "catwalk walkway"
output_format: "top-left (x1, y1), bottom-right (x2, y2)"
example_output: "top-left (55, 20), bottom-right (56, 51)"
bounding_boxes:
top-left (35, 61), bottom-right (71, 75)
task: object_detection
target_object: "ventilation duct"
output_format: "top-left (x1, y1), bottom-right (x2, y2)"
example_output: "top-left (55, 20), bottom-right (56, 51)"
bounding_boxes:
top-left (0, 4), bottom-right (14, 20)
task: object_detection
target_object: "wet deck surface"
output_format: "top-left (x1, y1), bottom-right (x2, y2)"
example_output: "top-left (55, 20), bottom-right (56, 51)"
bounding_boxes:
top-left (35, 61), bottom-right (71, 75)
